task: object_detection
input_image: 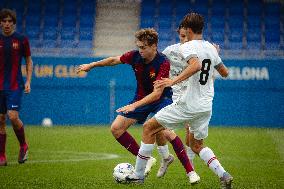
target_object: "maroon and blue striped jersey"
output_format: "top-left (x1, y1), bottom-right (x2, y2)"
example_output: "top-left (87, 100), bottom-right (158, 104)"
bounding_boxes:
top-left (120, 50), bottom-right (172, 102)
top-left (0, 32), bottom-right (31, 90)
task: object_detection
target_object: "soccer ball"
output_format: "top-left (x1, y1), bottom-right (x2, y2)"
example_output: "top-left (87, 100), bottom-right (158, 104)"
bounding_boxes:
top-left (113, 163), bottom-right (134, 183)
top-left (42, 118), bottom-right (53, 127)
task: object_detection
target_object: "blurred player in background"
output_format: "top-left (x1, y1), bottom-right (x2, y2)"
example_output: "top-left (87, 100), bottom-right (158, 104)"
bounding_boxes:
top-left (0, 8), bottom-right (33, 166)
top-left (76, 28), bottom-right (174, 176)
top-left (158, 23), bottom-right (193, 178)
top-left (125, 13), bottom-right (232, 188)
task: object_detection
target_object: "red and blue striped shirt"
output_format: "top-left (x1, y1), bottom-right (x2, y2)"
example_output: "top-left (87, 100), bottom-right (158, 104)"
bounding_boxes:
top-left (120, 50), bottom-right (172, 102)
top-left (0, 32), bottom-right (31, 90)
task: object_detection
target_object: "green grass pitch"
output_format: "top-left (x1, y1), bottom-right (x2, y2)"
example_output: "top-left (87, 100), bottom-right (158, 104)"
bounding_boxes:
top-left (0, 126), bottom-right (283, 188)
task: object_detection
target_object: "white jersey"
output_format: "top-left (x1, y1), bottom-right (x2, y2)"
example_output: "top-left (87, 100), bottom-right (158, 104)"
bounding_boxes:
top-left (178, 40), bottom-right (223, 113)
top-left (162, 43), bottom-right (188, 101)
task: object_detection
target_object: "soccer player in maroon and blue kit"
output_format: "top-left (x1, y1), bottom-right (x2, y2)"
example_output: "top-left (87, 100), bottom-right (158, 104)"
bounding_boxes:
top-left (77, 28), bottom-right (174, 175)
top-left (0, 9), bottom-right (33, 166)
top-left (77, 28), bottom-right (195, 177)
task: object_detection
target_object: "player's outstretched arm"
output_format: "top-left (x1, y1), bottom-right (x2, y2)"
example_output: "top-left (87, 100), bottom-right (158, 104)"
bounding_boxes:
top-left (76, 56), bottom-right (122, 73)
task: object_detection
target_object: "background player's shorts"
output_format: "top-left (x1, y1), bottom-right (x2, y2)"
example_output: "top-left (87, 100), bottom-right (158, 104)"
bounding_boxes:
top-left (172, 92), bottom-right (180, 103)
top-left (0, 90), bottom-right (23, 114)
top-left (118, 97), bottom-right (172, 124)
top-left (154, 102), bottom-right (212, 140)
top-left (172, 85), bottom-right (187, 103)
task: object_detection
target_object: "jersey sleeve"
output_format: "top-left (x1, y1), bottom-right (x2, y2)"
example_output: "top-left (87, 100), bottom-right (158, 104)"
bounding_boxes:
top-left (214, 55), bottom-right (224, 69)
top-left (179, 42), bottom-right (198, 62)
top-left (22, 37), bottom-right (31, 57)
top-left (156, 60), bottom-right (170, 80)
top-left (120, 50), bottom-right (135, 65)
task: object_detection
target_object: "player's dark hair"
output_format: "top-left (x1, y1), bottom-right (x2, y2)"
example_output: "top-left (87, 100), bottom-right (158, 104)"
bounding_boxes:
top-left (0, 8), bottom-right (17, 24)
top-left (135, 28), bottom-right (158, 46)
top-left (176, 22), bottom-right (186, 34)
top-left (181, 12), bottom-right (204, 34)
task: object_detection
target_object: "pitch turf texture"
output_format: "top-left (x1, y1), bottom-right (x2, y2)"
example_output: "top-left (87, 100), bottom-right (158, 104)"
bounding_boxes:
top-left (0, 126), bottom-right (283, 189)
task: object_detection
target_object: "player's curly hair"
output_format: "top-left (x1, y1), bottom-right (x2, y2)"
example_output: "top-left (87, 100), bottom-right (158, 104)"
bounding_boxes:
top-left (135, 28), bottom-right (158, 46)
top-left (181, 12), bottom-right (204, 34)
top-left (0, 8), bottom-right (17, 24)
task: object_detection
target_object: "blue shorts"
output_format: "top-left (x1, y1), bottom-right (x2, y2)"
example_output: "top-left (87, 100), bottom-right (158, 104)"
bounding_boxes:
top-left (0, 90), bottom-right (23, 114)
top-left (118, 97), bottom-right (173, 124)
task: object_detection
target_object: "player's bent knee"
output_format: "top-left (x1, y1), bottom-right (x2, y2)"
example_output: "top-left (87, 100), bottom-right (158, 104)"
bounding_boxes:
top-left (7, 111), bottom-right (19, 122)
top-left (162, 129), bottom-right (175, 141)
top-left (142, 124), bottom-right (152, 136)
top-left (110, 123), bottom-right (124, 138)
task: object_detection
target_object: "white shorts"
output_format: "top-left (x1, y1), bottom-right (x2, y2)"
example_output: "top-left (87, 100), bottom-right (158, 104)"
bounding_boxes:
top-left (154, 102), bottom-right (212, 140)
top-left (172, 92), bottom-right (180, 103)
top-left (172, 86), bottom-right (187, 103)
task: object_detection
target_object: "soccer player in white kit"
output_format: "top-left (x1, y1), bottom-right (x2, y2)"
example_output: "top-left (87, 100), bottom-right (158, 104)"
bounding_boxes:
top-left (155, 24), bottom-right (194, 178)
top-left (158, 23), bottom-right (221, 177)
top-left (126, 13), bottom-right (233, 189)
top-left (160, 23), bottom-right (221, 177)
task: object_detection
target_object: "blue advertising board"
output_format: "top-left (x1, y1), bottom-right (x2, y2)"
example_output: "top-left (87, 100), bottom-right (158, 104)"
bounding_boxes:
top-left (18, 57), bottom-right (284, 127)
top-left (212, 59), bottom-right (284, 127)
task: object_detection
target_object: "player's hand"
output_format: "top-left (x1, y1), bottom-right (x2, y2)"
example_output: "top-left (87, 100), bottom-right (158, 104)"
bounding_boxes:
top-left (116, 104), bottom-right (136, 114)
top-left (24, 82), bottom-right (31, 94)
top-left (76, 64), bottom-right (91, 73)
top-left (154, 78), bottom-right (174, 88)
top-left (213, 43), bottom-right (220, 54)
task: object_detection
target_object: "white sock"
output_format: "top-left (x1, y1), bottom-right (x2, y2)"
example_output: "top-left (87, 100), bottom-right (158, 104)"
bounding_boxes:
top-left (186, 145), bottom-right (195, 168)
top-left (135, 142), bottom-right (155, 178)
top-left (157, 144), bottom-right (170, 159)
top-left (199, 147), bottom-right (226, 178)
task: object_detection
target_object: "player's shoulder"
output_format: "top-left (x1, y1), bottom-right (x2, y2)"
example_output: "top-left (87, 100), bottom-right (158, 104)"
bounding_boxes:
top-left (192, 40), bottom-right (219, 56)
top-left (157, 51), bottom-right (169, 61)
top-left (164, 43), bottom-right (181, 51)
top-left (121, 50), bottom-right (141, 64)
top-left (204, 40), bottom-right (216, 49)
top-left (180, 40), bottom-right (197, 51)
top-left (156, 51), bottom-right (171, 66)
top-left (13, 32), bottom-right (25, 38)
top-left (162, 43), bottom-right (180, 57)
top-left (122, 50), bottom-right (139, 58)
top-left (204, 40), bottom-right (219, 56)
top-left (13, 32), bottom-right (29, 42)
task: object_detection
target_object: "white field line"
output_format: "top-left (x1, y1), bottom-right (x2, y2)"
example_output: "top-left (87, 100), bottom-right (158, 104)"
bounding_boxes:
top-left (8, 150), bottom-right (120, 165)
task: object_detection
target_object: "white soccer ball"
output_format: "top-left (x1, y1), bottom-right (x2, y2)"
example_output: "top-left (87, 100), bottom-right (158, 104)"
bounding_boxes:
top-left (42, 118), bottom-right (53, 127)
top-left (113, 163), bottom-right (134, 183)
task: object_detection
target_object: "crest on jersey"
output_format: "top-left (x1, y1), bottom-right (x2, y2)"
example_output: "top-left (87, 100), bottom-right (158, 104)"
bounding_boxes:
top-left (12, 41), bottom-right (19, 50)
top-left (149, 68), bottom-right (156, 78)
